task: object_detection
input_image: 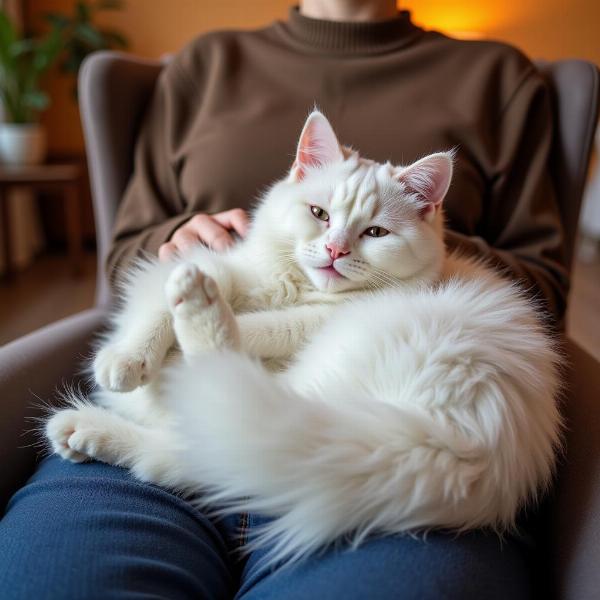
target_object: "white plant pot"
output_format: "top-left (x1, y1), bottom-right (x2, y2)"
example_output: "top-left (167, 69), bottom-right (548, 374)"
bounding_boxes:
top-left (0, 123), bottom-right (47, 166)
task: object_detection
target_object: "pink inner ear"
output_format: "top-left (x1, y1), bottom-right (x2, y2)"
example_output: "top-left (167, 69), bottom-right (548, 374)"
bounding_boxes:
top-left (294, 111), bottom-right (343, 180)
top-left (395, 153), bottom-right (453, 216)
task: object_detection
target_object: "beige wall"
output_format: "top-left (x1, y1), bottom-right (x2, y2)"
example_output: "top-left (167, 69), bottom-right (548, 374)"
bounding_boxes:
top-left (26, 0), bottom-right (600, 154)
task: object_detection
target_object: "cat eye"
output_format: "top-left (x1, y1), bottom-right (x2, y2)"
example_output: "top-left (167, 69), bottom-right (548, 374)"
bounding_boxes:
top-left (364, 226), bottom-right (389, 237)
top-left (310, 206), bottom-right (329, 222)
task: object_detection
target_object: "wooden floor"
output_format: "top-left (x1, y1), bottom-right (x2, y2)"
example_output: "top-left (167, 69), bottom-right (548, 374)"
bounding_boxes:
top-left (1, 250), bottom-right (599, 361)
top-left (0, 252), bottom-right (97, 347)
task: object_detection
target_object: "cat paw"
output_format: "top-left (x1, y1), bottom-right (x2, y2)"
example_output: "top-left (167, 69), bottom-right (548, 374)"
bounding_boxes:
top-left (165, 263), bottom-right (219, 316)
top-left (166, 263), bottom-right (240, 353)
top-left (46, 408), bottom-right (118, 465)
top-left (45, 410), bottom-right (92, 463)
top-left (94, 345), bottom-right (156, 392)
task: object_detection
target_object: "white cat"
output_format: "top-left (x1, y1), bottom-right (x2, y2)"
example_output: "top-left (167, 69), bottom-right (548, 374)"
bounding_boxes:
top-left (46, 110), bottom-right (561, 565)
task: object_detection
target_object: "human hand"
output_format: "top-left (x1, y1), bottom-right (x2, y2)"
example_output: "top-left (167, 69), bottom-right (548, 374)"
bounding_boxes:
top-left (159, 208), bottom-right (250, 261)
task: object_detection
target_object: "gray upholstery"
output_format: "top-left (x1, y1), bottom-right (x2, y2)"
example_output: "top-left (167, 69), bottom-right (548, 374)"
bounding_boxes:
top-left (79, 52), bottom-right (163, 307)
top-left (0, 51), bottom-right (599, 598)
top-left (0, 308), bottom-right (107, 507)
top-left (536, 60), bottom-right (600, 268)
top-left (551, 339), bottom-right (600, 600)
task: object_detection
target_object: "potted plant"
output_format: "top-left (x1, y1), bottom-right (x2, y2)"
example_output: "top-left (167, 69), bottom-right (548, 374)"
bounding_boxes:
top-left (0, 10), bottom-right (62, 165)
top-left (47, 0), bottom-right (128, 96)
top-left (0, 1), bottom-right (128, 166)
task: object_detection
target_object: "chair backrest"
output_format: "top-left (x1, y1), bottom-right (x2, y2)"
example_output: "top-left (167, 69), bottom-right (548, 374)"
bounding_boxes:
top-left (79, 53), bottom-right (600, 303)
top-left (535, 60), bottom-right (600, 268)
top-left (79, 51), bottom-right (163, 306)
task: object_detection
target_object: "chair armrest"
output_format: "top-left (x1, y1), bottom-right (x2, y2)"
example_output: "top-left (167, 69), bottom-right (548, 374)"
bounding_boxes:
top-left (550, 339), bottom-right (600, 599)
top-left (0, 308), bottom-right (108, 509)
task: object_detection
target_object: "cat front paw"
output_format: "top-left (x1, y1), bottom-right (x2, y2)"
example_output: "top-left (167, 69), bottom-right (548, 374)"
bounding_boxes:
top-left (94, 345), bottom-right (156, 392)
top-left (46, 408), bottom-right (119, 465)
top-left (165, 263), bottom-right (219, 316)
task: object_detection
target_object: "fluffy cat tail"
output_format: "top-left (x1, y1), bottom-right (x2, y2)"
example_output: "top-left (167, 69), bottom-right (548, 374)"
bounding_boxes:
top-left (167, 351), bottom-right (535, 566)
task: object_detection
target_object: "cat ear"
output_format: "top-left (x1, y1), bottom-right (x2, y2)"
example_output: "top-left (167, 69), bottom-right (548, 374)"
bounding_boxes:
top-left (394, 152), bottom-right (454, 221)
top-left (290, 111), bottom-right (344, 181)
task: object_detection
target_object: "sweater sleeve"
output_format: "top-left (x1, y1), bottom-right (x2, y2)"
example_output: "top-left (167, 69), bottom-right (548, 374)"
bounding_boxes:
top-left (445, 67), bottom-right (569, 324)
top-left (105, 62), bottom-right (198, 287)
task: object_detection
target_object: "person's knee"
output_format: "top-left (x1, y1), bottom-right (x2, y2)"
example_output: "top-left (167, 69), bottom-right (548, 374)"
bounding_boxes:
top-left (0, 456), bottom-right (234, 599)
top-left (239, 532), bottom-right (532, 600)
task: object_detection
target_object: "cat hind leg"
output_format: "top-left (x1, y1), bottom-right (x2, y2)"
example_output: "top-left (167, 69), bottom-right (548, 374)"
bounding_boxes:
top-left (45, 404), bottom-right (187, 488)
top-left (166, 263), bottom-right (240, 358)
top-left (45, 404), bottom-right (154, 467)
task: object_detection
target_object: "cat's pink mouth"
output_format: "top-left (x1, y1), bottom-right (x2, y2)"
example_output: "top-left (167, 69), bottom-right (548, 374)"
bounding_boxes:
top-left (317, 264), bottom-right (345, 278)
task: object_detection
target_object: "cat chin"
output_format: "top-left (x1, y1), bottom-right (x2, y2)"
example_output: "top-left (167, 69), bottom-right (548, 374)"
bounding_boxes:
top-left (304, 266), bottom-right (361, 293)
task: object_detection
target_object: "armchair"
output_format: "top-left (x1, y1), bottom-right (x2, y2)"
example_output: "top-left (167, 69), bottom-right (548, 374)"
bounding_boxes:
top-left (0, 51), bottom-right (598, 599)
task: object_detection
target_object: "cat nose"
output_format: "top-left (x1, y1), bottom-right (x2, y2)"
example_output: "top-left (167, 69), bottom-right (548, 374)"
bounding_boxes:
top-left (326, 242), bottom-right (350, 260)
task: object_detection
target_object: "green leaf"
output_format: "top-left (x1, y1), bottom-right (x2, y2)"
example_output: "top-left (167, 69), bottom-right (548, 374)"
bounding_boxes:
top-left (0, 10), bottom-right (64, 122)
top-left (0, 10), bottom-right (18, 47)
top-left (0, 87), bottom-right (19, 122)
top-left (33, 53), bottom-right (51, 73)
top-left (9, 38), bottom-right (35, 58)
top-left (0, 10), bottom-right (18, 68)
top-left (61, 53), bottom-right (82, 75)
top-left (99, 28), bottom-right (128, 48)
top-left (76, 1), bottom-right (92, 23)
top-left (74, 22), bottom-right (105, 48)
top-left (33, 30), bottom-right (63, 74)
top-left (0, 1), bottom-right (128, 113)
top-left (95, 0), bottom-right (125, 10)
top-left (23, 90), bottom-right (50, 111)
top-left (45, 13), bottom-right (71, 30)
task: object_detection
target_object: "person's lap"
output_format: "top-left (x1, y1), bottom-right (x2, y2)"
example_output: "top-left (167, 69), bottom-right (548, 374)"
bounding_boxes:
top-left (0, 456), bottom-right (235, 599)
top-left (239, 515), bottom-right (533, 600)
top-left (0, 456), bottom-right (533, 599)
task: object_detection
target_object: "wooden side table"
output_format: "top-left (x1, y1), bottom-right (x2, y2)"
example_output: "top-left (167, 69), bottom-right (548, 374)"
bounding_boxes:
top-left (0, 163), bottom-right (83, 280)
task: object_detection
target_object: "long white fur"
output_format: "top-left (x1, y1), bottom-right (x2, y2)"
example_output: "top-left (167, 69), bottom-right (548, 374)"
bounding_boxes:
top-left (45, 110), bottom-right (562, 567)
top-left (163, 269), bottom-right (561, 562)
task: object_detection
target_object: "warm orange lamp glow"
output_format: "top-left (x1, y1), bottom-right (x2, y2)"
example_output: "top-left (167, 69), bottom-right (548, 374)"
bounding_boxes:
top-left (404, 0), bottom-right (519, 39)
top-left (442, 30), bottom-right (486, 40)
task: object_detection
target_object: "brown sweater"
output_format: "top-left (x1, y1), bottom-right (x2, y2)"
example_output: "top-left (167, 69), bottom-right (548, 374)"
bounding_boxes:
top-left (109, 7), bottom-right (568, 321)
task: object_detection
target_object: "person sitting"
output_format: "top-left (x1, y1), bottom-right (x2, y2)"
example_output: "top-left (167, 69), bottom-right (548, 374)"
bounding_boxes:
top-left (0, 1), bottom-right (566, 598)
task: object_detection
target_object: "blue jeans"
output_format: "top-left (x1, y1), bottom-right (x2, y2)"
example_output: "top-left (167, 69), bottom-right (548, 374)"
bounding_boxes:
top-left (0, 456), bottom-right (533, 599)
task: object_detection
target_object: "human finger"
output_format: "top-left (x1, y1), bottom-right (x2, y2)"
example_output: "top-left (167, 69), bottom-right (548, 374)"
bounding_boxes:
top-left (158, 241), bottom-right (178, 262)
top-left (171, 227), bottom-right (205, 255)
top-left (212, 208), bottom-right (250, 238)
top-left (187, 214), bottom-right (235, 251)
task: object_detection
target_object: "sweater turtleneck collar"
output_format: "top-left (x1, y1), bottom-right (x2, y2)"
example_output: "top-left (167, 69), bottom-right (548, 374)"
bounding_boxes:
top-left (276, 6), bottom-right (423, 55)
